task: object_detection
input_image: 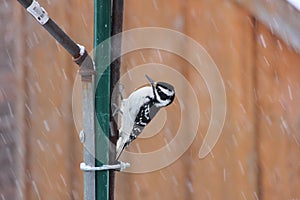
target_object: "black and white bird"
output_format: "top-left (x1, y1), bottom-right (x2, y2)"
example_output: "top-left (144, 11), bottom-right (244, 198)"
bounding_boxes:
top-left (116, 75), bottom-right (175, 160)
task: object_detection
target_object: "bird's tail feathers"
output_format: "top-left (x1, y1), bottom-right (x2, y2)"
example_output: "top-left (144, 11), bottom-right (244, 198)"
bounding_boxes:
top-left (116, 137), bottom-right (127, 160)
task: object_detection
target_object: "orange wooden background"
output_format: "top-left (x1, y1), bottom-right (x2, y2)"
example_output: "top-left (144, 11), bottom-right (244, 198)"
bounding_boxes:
top-left (10, 0), bottom-right (300, 199)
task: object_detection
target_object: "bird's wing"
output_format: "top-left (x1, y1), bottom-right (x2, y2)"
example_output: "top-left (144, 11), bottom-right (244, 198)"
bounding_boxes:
top-left (116, 104), bottom-right (160, 160)
top-left (132, 104), bottom-right (160, 138)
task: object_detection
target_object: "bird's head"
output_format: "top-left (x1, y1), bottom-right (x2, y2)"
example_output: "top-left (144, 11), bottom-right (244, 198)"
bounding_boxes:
top-left (145, 74), bottom-right (175, 107)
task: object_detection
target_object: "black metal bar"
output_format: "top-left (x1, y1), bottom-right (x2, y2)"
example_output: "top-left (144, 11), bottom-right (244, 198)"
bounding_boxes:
top-left (43, 19), bottom-right (81, 58)
top-left (109, 0), bottom-right (124, 199)
top-left (17, 0), bottom-right (32, 8)
top-left (17, 0), bottom-right (95, 81)
top-left (110, 0), bottom-right (124, 153)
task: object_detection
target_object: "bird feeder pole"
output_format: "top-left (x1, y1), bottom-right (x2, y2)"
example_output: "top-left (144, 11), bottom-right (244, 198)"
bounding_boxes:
top-left (91, 0), bottom-right (125, 198)
top-left (94, 0), bottom-right (111, 199)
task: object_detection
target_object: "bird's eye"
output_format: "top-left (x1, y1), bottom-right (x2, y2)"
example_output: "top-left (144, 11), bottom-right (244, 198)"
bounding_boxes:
top-left (158, 90), bottom-right (168, 100)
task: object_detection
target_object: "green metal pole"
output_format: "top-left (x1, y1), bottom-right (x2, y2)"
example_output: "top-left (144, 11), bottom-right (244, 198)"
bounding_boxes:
top-left (94, 0), bottom-right (111, 199)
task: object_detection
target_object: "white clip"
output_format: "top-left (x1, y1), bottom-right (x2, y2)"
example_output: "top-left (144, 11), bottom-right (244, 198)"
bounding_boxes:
top-left (77, 44), bottom-right (85, 56)
top-left (80, 162), bottom-right (130, 172)
top-left (26, 0), bottom-right (49, 25)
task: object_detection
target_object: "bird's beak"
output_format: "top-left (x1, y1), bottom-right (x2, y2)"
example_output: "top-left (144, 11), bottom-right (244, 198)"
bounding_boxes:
top-left (145, 74), bottom-right (155, 86)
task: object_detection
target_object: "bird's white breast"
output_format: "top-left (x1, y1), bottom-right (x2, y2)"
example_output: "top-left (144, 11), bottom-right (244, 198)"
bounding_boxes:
top-left (119, 86), bottom-right (153, 137)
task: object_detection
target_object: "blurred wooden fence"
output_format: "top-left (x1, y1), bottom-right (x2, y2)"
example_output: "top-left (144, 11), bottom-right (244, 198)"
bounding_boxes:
top-left (11, 0), bottom-right (300, 199)
top-left (0, 2), bottom-right (17, 199)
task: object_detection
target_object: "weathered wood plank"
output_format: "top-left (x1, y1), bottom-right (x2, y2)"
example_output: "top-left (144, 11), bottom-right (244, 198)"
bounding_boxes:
top-left (185, 0), bottom-right (258, 199)
top-left (256, 22), bottom-right (300, 200)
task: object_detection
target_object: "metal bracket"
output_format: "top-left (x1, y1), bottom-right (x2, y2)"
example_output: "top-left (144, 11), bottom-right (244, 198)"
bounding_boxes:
top-left (26, 0), bottom-right (49, 25)
top-left (73, 44), bottom-right (96, 82)
top-left (80, 162), bottom-right (130, 172)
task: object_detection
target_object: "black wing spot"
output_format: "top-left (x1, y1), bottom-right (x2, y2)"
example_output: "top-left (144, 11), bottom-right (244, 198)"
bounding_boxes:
top-left (132, 100), bottom-right (160, 137)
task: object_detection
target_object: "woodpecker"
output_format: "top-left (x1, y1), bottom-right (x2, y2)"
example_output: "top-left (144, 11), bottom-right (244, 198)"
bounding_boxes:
top-left (116, 75), bottom-right (175, 160)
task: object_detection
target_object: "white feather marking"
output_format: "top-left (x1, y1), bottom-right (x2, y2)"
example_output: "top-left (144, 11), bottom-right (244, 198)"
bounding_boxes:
top-left (158, 86), bottom-right (174, 96)
top-left (154, 88), bottom-right (171, 107)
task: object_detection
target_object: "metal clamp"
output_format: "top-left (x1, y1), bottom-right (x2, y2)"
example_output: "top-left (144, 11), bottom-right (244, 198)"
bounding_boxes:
top-left (26, 0), bottom-right (49, 25)
top-left (80, 162), bottom-right (130, 172)
top-left (72, 44), bottom-right (95, 82)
